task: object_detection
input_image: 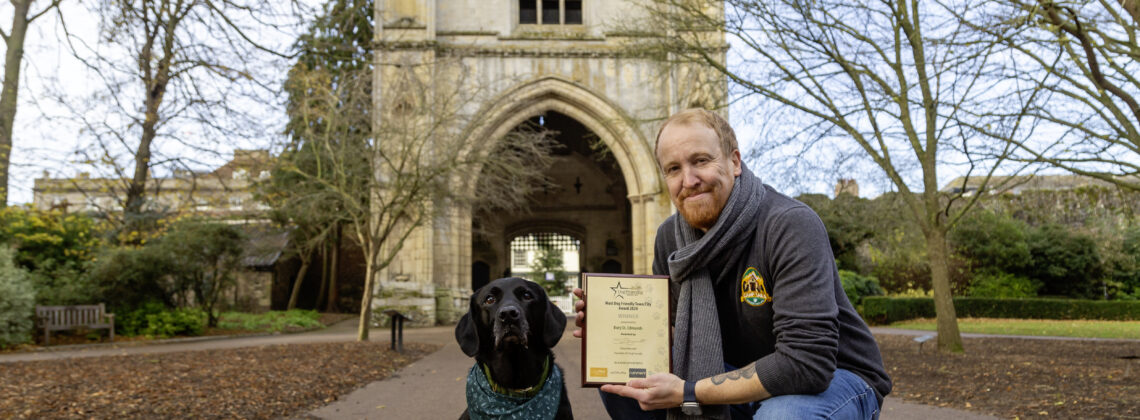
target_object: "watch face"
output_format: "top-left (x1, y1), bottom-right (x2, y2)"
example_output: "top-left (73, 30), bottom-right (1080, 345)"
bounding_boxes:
top-left (681, 402), bottom-right (702, 415)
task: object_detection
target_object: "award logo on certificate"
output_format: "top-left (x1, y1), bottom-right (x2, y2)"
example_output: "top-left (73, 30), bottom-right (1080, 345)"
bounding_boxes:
top-left (580, 273), bottom-right (671, 387)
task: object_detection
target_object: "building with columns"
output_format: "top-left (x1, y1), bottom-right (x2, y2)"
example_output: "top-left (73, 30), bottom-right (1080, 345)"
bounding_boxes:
top-left (371, 0), bottom-right (725, 325)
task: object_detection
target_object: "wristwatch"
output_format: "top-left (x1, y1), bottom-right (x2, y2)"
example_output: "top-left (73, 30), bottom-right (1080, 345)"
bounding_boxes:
top-left (681, 380), bottom-right (701, 415)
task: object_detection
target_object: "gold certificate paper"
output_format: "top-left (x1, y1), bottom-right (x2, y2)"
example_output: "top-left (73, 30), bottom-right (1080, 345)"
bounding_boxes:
top-left (580, 273), bottom-right (671, 387)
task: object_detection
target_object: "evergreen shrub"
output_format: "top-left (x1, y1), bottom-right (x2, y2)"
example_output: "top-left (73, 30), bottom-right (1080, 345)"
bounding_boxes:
top-left (118, 301), bottom-right (205, 337)
top-left (839, 270), bottom-right (885, 307)
top-left (862, 296), bottom-right (1140, 324)
top-left (1025, 224), bottom-right (1103, 297)
top-left (967, 271), bottom-right (1041, 298)
top-left (0, 247), bottom-right (35, 348)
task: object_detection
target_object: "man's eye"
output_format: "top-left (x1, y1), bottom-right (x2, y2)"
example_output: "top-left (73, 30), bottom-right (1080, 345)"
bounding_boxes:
top-left (484, 295), bottom-right (496, 305)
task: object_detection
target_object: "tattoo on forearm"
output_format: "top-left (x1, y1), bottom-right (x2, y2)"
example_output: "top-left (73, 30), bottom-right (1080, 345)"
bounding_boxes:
top-left (708, 362), bottom-right (758, 385)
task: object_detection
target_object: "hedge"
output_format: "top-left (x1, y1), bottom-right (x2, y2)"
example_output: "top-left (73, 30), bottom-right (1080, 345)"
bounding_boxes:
top-left (861, 296), bottom-right (1140, 325)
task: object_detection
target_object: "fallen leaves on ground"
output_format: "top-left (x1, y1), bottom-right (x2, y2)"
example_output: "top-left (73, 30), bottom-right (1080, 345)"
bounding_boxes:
top-left (878, 335), bottom-right (1140, 419)
top-left (0, 342), bottom-right (437, 419)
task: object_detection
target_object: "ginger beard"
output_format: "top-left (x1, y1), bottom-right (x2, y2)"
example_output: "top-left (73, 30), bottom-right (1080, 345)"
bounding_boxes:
top-left (674, 170), bottom-right (730, 231)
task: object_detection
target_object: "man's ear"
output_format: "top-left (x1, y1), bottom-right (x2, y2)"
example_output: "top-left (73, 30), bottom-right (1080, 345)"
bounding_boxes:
top-left (731, 149), bottom-right (742, 177)
top-left (455, 296), bottom-right (480, 357)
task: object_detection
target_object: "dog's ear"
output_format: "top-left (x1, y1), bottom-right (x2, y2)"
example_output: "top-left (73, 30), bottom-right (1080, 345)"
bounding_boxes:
top-left (455, 296), bottom-right (480, 357)
top-left (543, 296), bottom-right (567, 349)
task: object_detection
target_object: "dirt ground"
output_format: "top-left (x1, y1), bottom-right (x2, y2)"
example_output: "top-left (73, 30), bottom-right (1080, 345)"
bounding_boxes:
top-left (878, 335), bottom-right (1140, 419)
top-left (1, 334), bottom-right (1137, 419)
top-left (0, 342), bottom-right (437, 419)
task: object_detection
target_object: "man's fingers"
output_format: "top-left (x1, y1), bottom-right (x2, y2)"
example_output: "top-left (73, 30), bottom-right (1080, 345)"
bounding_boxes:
top-left (572, 287), bottom-right (584, 299)
top-left (600, 384), bottom-right (647, 401)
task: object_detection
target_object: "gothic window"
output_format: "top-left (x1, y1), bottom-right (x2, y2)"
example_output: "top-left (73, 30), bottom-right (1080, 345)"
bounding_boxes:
top-left (519, 0), bottom-right (582, 25)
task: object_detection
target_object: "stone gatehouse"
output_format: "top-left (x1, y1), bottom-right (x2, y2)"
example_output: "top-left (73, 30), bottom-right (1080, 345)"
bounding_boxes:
top-left (371, 0), bottom-right (725, 326)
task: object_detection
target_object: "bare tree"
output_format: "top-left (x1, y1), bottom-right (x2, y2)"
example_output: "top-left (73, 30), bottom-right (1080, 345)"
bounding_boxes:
top-left (56, 0), bottom-right (300, 231)
top-left (628, 0), bottom-right (1035, 352)
top-left (283, 57), bottom-right (556, 341)
top-left (962, 0), bottom-right (1139, 190)
top-left (1, 0), bottom-right (62, 206)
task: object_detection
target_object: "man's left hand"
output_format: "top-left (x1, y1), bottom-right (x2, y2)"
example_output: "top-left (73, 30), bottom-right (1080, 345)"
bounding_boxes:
top-left (600, 373), bottom-right (686, 411)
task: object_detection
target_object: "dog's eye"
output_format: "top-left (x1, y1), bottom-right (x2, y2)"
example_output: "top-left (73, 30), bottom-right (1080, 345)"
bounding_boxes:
top-left (522, 291), bottom-right (534, 300)
top-left (483, 295), bottom-right (496, 305)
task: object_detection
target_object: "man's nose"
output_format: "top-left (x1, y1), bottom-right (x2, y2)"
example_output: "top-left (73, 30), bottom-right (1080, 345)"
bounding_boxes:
top-left (682, 167), bottom-right (701, 189)
top-left (497, 305), bottom-right (521, 322)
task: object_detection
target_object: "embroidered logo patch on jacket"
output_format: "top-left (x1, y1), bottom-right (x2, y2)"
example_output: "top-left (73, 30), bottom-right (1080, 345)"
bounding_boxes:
top-left (740, 267), bottom-right (771, 307)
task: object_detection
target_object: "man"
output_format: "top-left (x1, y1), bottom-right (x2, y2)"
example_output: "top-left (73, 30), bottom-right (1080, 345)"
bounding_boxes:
top-left (572, 109), bottom-right (891, 419)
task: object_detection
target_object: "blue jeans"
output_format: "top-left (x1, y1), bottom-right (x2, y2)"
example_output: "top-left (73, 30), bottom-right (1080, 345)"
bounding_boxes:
top-left (599, 368), bottom-right (880, 420)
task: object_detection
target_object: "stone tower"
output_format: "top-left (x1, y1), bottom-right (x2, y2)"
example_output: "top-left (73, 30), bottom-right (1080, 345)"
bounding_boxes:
top-left (372, 0), bottom-right (726, 326)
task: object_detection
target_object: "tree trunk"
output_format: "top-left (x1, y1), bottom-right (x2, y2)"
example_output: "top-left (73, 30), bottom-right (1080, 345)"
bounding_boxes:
top-left (326, 224), bottom-right (341, 311)
top-left (925, 227), bottom-right (964, 353)
top-left (316, 243), bottom-right (329, 311)
top-left (357, 256), bottom-right (374, 341)
top-left (124, 102), bottom-right (159, 218)
top-left (287, 255), bottom-right (312, 310)
top-left (0, 0), bottom-right (33, 207)
top-left (125, 13), bottom-right (174, 222)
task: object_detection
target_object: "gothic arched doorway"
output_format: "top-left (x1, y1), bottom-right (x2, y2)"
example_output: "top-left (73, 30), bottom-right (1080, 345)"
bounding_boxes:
top-left (472, 111), bottom-right (632, 300)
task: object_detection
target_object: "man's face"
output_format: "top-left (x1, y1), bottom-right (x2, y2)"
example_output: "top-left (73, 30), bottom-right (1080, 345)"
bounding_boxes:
top-left (656, 121), bottom-right (742, 231)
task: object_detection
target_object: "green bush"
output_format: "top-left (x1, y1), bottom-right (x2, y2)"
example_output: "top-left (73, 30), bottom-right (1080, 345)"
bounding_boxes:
top-left (143, 308), bottom-right (206, 338)
top-left (949, 210), bottom-right (1031, 275)
top-left (87, 246), bottom-right (176, 312)
top-left (798, 194), bottom-right (876, 271)
top-left (0, 247), bottom-right (35, 348)
top-left (1103, 227), bottom-right (1140, 300)
top-left (967, 271), bottom-right (1041, 298)
top-left (1024, 224), bottom-right (1103, 298)
top-left (157, 219), bottom-right (245, 327)
top-left (29, 259), bottom-right (98, 306)
top-left (839, 270), bottom-right (884, 306)
top-left (118, 302), bottom-right (205, 338)
top-left (861, 296), bottom-right (1140, 324)
top-left (861, 297), bottom-right (934, 325)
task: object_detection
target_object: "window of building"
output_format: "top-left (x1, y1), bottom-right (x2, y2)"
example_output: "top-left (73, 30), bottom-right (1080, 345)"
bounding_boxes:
top-left (513, 249), bottom-right (529, 267)
top-left (519, 0), bottom-right (582, 25)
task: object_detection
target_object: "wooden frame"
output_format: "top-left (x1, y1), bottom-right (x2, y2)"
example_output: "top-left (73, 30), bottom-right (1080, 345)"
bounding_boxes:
top-left (579, 272), bottom-right (672, 387)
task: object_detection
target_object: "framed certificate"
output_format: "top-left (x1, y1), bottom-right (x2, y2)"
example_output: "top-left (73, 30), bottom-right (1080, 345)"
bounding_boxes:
top-left (580, 273), bottom-right (672, 387)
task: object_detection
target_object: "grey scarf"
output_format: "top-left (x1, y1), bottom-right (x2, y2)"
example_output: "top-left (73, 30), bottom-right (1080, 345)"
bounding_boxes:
top-left (667, 165), bottom-right (764, 420)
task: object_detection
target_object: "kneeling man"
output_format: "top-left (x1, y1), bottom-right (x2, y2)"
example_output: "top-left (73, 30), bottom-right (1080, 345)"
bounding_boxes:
top-left (573, 109), bottom-right (891, 419)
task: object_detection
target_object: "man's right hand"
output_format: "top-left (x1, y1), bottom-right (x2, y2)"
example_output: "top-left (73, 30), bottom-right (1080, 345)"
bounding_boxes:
top-left (572, 287), bottom-right (586, 338)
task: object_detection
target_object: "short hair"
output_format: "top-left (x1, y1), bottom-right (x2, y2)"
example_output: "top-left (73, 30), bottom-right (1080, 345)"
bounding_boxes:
top-left (654, 108), bottom-right (738, 158)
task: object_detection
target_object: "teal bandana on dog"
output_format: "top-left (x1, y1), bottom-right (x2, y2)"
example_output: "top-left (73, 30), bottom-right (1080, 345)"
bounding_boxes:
top-left (465, 358), bottom-right (562, 420)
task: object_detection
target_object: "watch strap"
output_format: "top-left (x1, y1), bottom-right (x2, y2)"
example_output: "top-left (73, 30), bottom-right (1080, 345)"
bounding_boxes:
top-left (683, 380), bottom-right (697, 403)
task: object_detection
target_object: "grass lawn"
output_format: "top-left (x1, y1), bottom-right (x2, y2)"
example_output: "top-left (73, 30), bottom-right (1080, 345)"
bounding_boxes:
top-left (889, 317), bottom-right (1140, 339)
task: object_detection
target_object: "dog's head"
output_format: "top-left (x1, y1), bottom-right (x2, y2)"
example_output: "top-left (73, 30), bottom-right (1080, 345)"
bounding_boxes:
top-left (455, 277), bottom-right (567, 358)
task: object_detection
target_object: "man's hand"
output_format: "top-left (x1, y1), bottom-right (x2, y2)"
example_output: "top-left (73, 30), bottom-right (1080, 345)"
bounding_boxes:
top-left (572, 287), bottom-right (586, 338)
top-left (599, 373), bottom-right (685, 411)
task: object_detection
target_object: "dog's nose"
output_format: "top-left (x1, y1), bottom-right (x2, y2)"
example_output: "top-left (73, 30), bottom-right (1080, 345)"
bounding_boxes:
top-left (497, 305), bottom-right (520, 322)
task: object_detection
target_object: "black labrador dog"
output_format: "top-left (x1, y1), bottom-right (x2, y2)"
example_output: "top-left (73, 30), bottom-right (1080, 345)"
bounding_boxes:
top-left (456, 277), bottom-right (573, 419)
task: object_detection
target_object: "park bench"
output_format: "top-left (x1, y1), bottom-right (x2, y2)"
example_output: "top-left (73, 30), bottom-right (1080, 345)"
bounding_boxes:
top-left (35, 304), bottom-right (115, 346)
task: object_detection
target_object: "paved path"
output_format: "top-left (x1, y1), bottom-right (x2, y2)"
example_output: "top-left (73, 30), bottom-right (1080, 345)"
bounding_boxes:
top-left (2, 322), bottom-right (997, 419)
top-left (307, 322), bottom-right (996, 420)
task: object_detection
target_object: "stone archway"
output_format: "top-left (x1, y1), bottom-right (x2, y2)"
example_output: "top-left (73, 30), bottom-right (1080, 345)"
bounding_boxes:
top-left (460, 77), bottom-right (668, 278)
top-left (471, 110), bottom-right (632, 299)
top-left (376, 77), bottom-right (675, 326)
